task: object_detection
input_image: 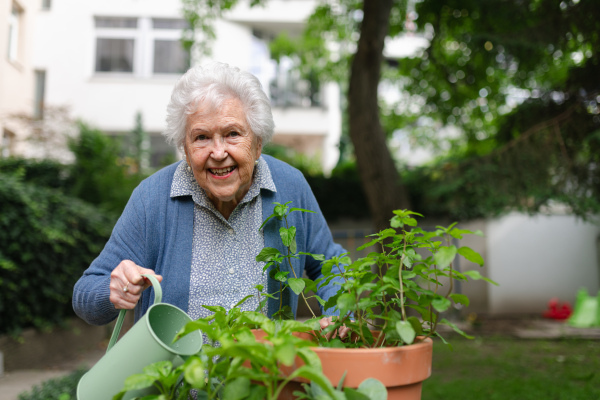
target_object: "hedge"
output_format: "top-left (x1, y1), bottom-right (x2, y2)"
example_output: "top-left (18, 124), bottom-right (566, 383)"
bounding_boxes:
top-left (0, 172), bottom-right (114, 335)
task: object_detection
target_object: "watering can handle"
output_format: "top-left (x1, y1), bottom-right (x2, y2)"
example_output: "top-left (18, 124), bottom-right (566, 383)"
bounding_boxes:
top-left (106, 274), bottom-right (162, 353)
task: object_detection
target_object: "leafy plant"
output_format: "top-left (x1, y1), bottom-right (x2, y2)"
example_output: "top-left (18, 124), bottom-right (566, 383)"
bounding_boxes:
top-left (309, 209), bottom-right (496, 348)
top-left (115, 305), bottom-right (337, 400)
top-left (255, 201), bottom-right (327, 321)
top-left (0, 172), bottom-right (113, 335)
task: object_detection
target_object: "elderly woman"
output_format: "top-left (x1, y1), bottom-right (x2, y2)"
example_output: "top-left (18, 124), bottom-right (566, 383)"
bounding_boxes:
top-left (72, 62), bottom-right (345, 326)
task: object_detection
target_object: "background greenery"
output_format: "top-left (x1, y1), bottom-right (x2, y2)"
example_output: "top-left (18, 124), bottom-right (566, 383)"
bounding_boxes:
top-left (0, 124), bottom-right (147, 336)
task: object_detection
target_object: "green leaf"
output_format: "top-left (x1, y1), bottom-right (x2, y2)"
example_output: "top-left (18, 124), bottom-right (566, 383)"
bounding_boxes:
top-left (434, 245), bottom-right (457, 268)
top-left (336, 293), bottom-right (355, 313)
top-left (440, 318), bottom-right (474, 339)
top-left (407, 316), bottom-right (424, 335)
top-left (184, 357), bottom-right (205, 388)
top-left (396, 320), bottom-right (416, 344)
top-left (275, 341), bottom-right (297, 366)
top-left (449, 293), bottom-right (470, 307)
top-left (256, 247), bottom-right (281, 262)
top-left (299, 251), bottom-right (325, 261)
top-left (287, 277), bottom-right (305, 295)
top-left (280, 226), bottom-right (297, 248)
top-left (274, 270), bottom-right (289, 282)
top-left (122, 374), bottom-right (156, 391)
top-left (357, 378), bottom-right (387, 400)
top-left (222, 377), bottom-right (250, 400)
top-left (463, 270), bottom-right (498, 285)
top-left (344, 387), bottom-right (370, 400)
top-left (142, 361), bottom-right (172, 378)
top-left (458, 246), bottom-right (484, 266)
top-left (432, 296), bottom-right (452, 312)
top-left (289, 207), bottom-right (316, 214)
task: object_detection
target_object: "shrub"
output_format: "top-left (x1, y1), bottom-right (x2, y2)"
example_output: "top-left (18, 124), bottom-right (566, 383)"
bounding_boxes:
top-left (0, 158), bottom-right (70, 191)
top-left (67, 122), bottom-right (147, 215)
top-left (0, 173), bottom-right (114, 335)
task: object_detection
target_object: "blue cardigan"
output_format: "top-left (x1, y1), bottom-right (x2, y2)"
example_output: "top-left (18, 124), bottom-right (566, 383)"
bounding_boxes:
top-left (73, 155), bottom-right (346, 325)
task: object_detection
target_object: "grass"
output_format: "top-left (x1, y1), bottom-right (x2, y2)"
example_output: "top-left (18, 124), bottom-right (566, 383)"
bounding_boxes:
top-left (421, 336), bottom-right (600, 400)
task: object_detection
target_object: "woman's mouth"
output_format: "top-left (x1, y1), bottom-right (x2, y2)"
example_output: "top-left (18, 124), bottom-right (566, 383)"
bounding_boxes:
top-left (209, 166), bottom-right (236, 177)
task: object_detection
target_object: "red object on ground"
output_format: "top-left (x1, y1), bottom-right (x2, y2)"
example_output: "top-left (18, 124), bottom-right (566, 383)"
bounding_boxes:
top-left (543, 298), bottom-right (573, 320)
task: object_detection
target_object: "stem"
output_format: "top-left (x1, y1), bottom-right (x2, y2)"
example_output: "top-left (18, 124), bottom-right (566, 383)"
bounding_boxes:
top-left (398, 235), bottom-right (408, 321)
top-left (284, 216), bottom-right (317, 319)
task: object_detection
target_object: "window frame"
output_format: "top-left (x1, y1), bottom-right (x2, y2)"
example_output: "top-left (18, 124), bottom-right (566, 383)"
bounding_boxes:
top-left (93, 16), bottom-right (190, 78)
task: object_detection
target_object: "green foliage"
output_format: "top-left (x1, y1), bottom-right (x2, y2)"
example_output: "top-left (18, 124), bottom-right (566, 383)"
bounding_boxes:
top-left (17, 368), bottom-right (88, 400)
top-left (0, 173), bottom-right (113, 335)
top-left (301, 208), bottom-right (494, 348)
top-left (68, 122), bottom-right (146, 215)
top-left (116, 308), bottom-right (338, 400)
top-left (0, 158), bottom-right (71, 191)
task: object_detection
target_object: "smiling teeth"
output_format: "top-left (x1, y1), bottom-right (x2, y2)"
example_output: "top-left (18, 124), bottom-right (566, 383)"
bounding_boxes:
top-left (211, 166), bottom-right (235, 176)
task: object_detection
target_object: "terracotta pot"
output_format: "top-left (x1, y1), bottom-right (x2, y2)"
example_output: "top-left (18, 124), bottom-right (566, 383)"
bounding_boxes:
top-left (252, 330), bottom-right (433, 400)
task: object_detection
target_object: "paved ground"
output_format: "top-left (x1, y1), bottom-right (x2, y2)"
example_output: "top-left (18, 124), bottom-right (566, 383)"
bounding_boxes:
top-left (1, 316), bottom-right (599, 400)
top-left (0, 348), bottom-right (103, 400)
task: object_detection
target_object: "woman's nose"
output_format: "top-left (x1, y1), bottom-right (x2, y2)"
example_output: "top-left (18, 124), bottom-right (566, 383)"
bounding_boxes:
top-left (210, 136), bottom-right (228, 160)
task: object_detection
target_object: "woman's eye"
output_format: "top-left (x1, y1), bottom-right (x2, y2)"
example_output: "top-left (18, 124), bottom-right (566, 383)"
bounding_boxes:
top-left (195, 134), bottom-right (207, 141)
top-left (228, 131), bottom-right (240, 138)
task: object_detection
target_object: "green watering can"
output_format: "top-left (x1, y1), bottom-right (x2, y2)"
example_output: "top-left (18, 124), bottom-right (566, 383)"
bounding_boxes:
top-left (77, 274), bottom-right (203, 399)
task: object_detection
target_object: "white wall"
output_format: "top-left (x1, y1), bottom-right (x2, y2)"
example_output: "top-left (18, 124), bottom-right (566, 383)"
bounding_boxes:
top-left (487, 213), bottom-right (600, 315)
top-left (31, 0), bottom-right (341, 171)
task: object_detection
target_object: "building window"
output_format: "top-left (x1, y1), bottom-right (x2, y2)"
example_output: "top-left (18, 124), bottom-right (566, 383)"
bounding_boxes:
top-left (95, 38), bottom-right (135, 72)
top-left (7, 4), bottom-right (21, 62)
top-left (94, 16), bottom-right (190, 77)
top-left (34, 70), bottom-right (46, 119)
top-left (153, 40), bottom-right (189, 74)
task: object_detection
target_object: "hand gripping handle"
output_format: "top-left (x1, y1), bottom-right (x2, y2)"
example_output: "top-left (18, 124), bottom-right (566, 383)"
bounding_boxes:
top-left (106, 274), bottom-right (162, 353)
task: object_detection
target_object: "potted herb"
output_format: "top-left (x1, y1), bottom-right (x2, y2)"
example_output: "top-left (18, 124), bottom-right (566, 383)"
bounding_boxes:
top-left (256, 204), bottom-right (496, 399)
top-left (115, 203), bottom-right (494, 400)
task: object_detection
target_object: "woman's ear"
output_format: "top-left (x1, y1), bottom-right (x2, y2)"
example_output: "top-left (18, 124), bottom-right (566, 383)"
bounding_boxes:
top-left (256, 137), bottom-right (263, 158)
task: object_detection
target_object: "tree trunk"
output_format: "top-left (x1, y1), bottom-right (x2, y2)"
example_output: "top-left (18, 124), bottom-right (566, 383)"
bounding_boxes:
top-left (348, 0), bottom-right (410, 232)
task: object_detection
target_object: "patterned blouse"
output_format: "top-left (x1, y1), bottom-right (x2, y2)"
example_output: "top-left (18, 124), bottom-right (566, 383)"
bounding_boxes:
top-left (169, 156), bottom-right (277, 321)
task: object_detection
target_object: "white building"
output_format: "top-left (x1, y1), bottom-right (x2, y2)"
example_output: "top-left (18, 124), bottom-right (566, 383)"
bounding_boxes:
top-left (0, 0), bottom-right (38, 158)
top-left (16, 0), bottom-right (341, 171)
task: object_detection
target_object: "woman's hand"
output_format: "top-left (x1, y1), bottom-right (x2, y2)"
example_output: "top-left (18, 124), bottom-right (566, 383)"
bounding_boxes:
top-left (319, 316), bottom-right (351, 340)
top-left (109, 260), bottom-right (163, 310)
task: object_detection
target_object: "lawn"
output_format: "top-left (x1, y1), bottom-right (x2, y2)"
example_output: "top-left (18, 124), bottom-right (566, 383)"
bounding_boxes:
top-left (421, 336), bottom-right (600, 400)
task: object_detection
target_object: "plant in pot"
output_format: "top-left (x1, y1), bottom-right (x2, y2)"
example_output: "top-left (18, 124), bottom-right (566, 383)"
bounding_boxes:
top-left (255, 205), bottom-right (496, 399)
top-left (114, 203), bottom-right (494, 400)
top-left (113, 295), bottom-right (386, 400)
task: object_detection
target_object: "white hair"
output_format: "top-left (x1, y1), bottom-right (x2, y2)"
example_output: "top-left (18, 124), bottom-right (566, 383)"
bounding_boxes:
top-left (163, 62), bottom-right (275, 151)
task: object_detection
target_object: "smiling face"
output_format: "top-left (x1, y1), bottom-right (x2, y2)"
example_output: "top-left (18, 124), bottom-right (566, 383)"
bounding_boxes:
top-left (183, 97), bottom-right (262, 219)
